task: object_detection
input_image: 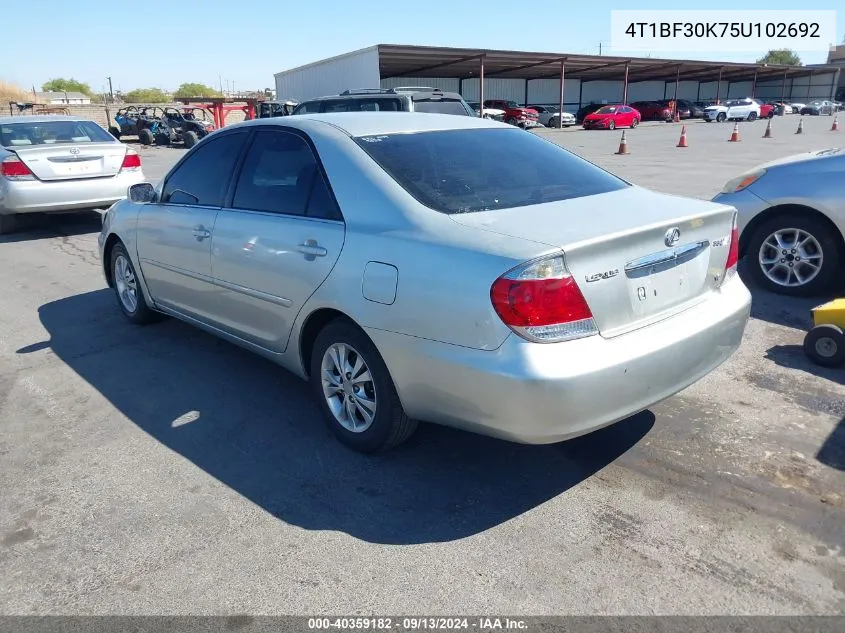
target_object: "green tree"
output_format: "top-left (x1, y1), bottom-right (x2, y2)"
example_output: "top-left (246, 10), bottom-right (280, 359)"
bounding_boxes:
top-left (41, 78), bottom-right (93, 95)
top-left (173, 82), bottom-right (221, 98)
top-left (756, 49), bottom-right (802, 66)
top-left (124, 87), bottom-right (170, 103)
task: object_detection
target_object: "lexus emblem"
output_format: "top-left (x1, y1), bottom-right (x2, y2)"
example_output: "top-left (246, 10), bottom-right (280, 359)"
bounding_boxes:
top-left (664, 227), bottom-right (681, 247)
top-left (69, 147), bottom-right (80, 155)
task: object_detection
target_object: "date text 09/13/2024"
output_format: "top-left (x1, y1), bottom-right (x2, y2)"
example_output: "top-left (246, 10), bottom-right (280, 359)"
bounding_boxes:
top-left (307, 617), bottom-right (528, 630)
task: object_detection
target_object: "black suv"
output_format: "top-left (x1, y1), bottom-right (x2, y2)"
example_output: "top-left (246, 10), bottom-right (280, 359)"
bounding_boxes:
top-left (291, 88), bottom-right (476, 117)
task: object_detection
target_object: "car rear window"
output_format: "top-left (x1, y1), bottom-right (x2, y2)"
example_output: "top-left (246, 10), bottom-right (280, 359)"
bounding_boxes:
top-left (413, 99), bottom-right (472, 116)
top-left (0, 120), bottom-right (113, 147)
top-left (355, 128), bottom-right (628, 214)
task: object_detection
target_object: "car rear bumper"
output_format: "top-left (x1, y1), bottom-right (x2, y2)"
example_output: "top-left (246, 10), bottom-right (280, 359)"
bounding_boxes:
top-left (368, 275), bottom-right (751, 444)
top-left (0, 171), bottom-right (145, 215)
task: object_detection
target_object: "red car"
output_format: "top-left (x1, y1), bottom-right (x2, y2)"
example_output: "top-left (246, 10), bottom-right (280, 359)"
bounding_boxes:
top-left (582, 104), bottom-right (641, 130)
top-left (483, 99), bottom-right (540, 127)
top-left (630, 101), bottom-right (672, 122)
top-left (758, 103), bottom-right (776, 119)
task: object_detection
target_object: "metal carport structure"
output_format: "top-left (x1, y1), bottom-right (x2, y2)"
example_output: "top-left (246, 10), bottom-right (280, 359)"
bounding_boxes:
top-left (374, 44), bottom-right (838, 127)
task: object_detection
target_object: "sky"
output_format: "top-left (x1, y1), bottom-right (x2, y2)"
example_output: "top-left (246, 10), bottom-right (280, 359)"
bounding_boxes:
top-left (4, 0), bottom-right (842, 95)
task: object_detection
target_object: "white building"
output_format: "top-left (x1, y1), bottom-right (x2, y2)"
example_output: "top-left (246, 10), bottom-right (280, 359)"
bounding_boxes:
top-left (36, 91), bottom-right (92, 105)
top-left (275, 44), bottom-right (841, 112)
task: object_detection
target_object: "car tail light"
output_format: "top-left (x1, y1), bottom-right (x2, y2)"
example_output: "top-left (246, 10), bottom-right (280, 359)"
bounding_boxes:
top-left (120, 149), bottom-right (142, 171)
top-left (491, 255), bottom-right (598, 343)
top-left (1, 156), bottom-right (35, 180)
top-left (720, 213), bottom-right (739, 284)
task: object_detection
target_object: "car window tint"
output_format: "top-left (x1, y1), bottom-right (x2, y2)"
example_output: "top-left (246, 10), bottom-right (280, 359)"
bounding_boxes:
top-left (413, 99), bottom-right (471, 116)
top-left (162, 132), bottom-right (245, 206)
top-left (355, 128), bottom-right (628, 215)
top-left (293, 101), bottom-right (321, 114)
top-left (320, 98), bottom-right (402, 113)
top-left (0, 120), bottom-right (113, 146)
top-left (232, 130), bottom-right (319, 216)
top-left (306, 171), bottom-right (343, 221)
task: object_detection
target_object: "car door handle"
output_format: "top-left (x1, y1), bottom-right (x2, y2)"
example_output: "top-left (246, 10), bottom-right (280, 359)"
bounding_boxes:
top-left (296, 240), bottom-right (327, 257)
top-left (192, 226), bottom-right (211, 240)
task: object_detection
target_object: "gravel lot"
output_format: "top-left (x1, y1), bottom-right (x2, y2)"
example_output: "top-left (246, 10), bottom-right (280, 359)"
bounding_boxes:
top-left (1, 114), bottom-right (843, 615)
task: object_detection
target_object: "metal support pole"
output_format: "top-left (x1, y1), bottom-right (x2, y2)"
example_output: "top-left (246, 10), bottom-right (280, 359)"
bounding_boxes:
top-left (751, 69), bottom-right (758, 98)
top-left (558, 59), bottom-right (565, 129)
top-left (673, 65), bottom-right (680, 116)
top-left (478, 56), bottom-right (485, 118)
top-left (780, 69), bottom-right (787, 108)
top-left (524, 79), bottom-right (529, 108)
top-left (696, 81), bottom-right (701, 102)
top-left (715, 67), bottom-right (723, 104)
top-left (622, 62), bottom-right (629, 104)
top-left (807, 72), bottom-right (812, 100)
top-left (106, 76), bottom-right (114, 104)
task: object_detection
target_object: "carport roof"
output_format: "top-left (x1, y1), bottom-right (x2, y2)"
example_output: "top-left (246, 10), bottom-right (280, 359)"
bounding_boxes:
top-left (376, 44), bottom-right (836, 83)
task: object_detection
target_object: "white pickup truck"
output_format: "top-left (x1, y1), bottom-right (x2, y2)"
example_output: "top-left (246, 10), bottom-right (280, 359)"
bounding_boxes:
top-left (703, 98), bottom-right (762, 122)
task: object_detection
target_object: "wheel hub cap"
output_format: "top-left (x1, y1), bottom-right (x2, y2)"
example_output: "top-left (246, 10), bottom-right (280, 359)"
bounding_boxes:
top-left (321, 343), bottom-right (377, 433)
top-left (758, 228), bottom-right (823, 287)
top-left (814, 337), bottom-right (836, 358)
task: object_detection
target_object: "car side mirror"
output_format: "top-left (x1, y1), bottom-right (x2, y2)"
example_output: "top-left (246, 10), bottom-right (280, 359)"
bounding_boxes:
top-left (128, 182), bottom-right (157, 203)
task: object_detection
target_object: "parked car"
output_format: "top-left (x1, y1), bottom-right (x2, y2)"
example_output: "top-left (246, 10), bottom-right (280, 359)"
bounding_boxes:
top-left (153, 107), bottom-right (214, 148)
top-left (758, 102), bottom-right (776, 119)
top-left (800, 101), bottom-right (835, 116)
top-left (703, 98), bottom-right (762, 122)
top-left (467, 102), bottom-right (505, 122)
top-left (576, 103), bottom-right (606, 122)
top-left (529, 105), bottom-right (575, 127)
top-left (656, 99), bottom-right (702, 119)
top-left (630, 101), bottom-right (672, 122)
top-left (99, 113), bottom-right (750, 453)
top-left (770, 101), bottom-right (794, 115)
top-left (0, 115), bottom-right (145, 235)
top-left (257, 100), bottom-right (298, 118)
top-left (582, 104), bottom-right (641, 130)
top-left (483, 100), bottom-right (540, 128)
top-left (293, 88), bottom-right (476, 117)
top-left (790, 102), bottom-right (807, 113)
top-left (713, 148), bottom-right (845, 296)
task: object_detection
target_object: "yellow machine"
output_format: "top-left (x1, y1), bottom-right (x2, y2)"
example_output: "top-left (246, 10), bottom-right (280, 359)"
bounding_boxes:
top-left (804, 299), bottom-right (845, 368)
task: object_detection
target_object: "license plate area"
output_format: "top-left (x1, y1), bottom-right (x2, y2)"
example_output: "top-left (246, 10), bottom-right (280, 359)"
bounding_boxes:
top-left (625, 241), bottom-right (710, 317)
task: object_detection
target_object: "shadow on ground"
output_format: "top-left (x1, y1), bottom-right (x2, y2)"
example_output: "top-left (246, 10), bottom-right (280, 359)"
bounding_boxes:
top-left (0, 211), bottom-right (102, 243)
top-left (818, 417), bottom-right (845, 472)
top-left (23, 289), bottom-right (654, 545)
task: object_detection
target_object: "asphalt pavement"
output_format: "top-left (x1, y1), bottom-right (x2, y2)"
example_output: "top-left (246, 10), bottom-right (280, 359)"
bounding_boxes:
top-left (0, 114), bottom-right (843, 615)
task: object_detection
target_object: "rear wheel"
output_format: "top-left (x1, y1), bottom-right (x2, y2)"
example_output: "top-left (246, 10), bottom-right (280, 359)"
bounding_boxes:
top-left (717, 113), bottom-right (726, 123)
top-left (803, 325), bottom-right (845, 368)
top-left (748, 111), bottom-right (758, 122)
top-left (767, 111), bottom-right (775, 119)
top-left (309, 319), bottom-right (418, 453)
top-left (608, 120), bottom-right (616, 130)
top-left (138, 128), bottom-right (154, 145)
top-left (631, 118), bottom-right (639, 128)
top-left (746, 215), bottom-right (841, 296)
top-left (182, 130), bottom-right (199, 148)
top-left (155, 132), bottom-right (171, 146)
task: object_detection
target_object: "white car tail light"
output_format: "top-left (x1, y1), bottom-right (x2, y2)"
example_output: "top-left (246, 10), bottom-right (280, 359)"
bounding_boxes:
top-left (1, 156), bottom-right (35, 181)
top-left (490, 255), bottom-right (598, 343)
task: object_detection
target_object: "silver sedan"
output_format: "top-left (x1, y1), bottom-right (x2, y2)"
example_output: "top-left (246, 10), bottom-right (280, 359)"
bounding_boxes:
top-left (0, 115), bottom-right (145, 234)
top-left (713, 148), bottom-right (845, 296)
top-left (99, 113), bottom-right (750, 453)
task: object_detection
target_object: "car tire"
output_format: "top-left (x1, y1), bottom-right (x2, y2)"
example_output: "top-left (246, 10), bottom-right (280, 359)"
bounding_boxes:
top-left (608, 120), bottom-right (616, 130)
top-left (155, 132), bottom-right (170, 146)
top-left (183, 131), bottom-right (199, 148)
top-left (717, 113), bottom-right (726, 122)
top-left (803, 325), bottom-right (845, 368)
top-left (631, 118), bottom-right (639, 128)
top-left (767, 111), bottom-right (775, 119)
top-left (309, 318), bottom-right (418, 453)
top-left (110, 242), bottom-right (158, 325)
top-left (108, 126), bottom-right (121, 140)
top-left (748, 112), bottom-right (758, 121)
top-left (746, 215), bottom-right (841, 297)
top-left (138, 128), bottom-right (154, 145)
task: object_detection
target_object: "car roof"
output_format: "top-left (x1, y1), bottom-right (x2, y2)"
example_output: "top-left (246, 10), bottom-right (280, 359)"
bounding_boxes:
top-left (303, 89), bottom-right (463, 103)
top-left (230, 112), bottom-right (501, 137)
top-left (0, 115), bottom-right (95, 124)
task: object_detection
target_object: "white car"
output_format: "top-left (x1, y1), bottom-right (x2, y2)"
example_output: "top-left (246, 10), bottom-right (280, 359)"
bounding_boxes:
top-left (530, 105), bottom-right (576, 128)
top-left (703, 98), bottom-right (762, 123)
top-left (790, 102), bottom-right (806, 113)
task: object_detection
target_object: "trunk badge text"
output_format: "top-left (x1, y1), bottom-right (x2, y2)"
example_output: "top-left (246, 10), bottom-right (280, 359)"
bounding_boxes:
top-left (69, 147), bottom-right (80, 155)
top-left (637, 287), bottom-right (647, 301)
top-left (585, 268), bottom-right (619, 283)
top-left (664, 227), bottom-right (681, 247)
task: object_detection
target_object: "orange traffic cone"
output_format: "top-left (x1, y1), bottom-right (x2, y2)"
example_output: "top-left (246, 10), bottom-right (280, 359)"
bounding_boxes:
top-left (728, 122), bottom-right (740, 142)
top-left (831, 116), bottom-right (839, 131)
top-left (796, 118), bottom-right (804, 134)
top-left (673, 110), bottom-right (681, 123)
top-left (615, 130), bottom-right (629, 155)
top-left (763, 118), bottom-right (773, 138)
top-left (677, 125), bottom-right (688, 147)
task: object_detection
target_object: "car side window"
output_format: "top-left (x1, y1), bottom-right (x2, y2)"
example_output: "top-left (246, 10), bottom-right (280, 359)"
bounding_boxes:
top-left (162, 132), bottom-right (246, 206)
top-left (232, 129), bottom-right (341, 220)
top-left (295, 101), bottom-right (322, 114)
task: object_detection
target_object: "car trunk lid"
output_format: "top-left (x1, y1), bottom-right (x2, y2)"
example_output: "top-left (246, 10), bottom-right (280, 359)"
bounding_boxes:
top-left (10, 143), bottom-right (126, 181)
top-left (450, 186), bottom-right (736, 337)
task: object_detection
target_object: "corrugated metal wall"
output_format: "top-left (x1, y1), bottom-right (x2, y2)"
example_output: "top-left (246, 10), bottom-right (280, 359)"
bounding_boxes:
top-left (526, 79), bottom-right (581, 112)
top-left (626, 81), bottom-right (666, 102)
top-left (275, 47), bottom-right (381, 102)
